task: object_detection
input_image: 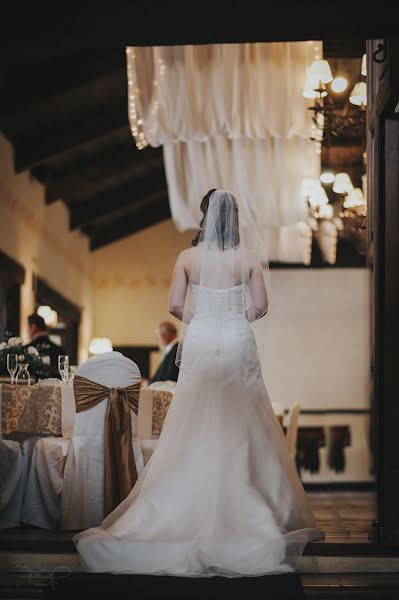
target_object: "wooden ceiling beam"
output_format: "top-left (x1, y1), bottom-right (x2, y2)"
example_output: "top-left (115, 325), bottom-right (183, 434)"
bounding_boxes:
top-left (44, 148), bottom-right (163, 205)
top-left (69, 171), bottom-right (167, 230)
top-left (88, 196), bottom-right (171, 251)
top-left (12, 103), bottom-right (128, 172)
top-left (0, 50), bottom-right (125, 122)
top-left (82, 190), bottom-right (168, 230)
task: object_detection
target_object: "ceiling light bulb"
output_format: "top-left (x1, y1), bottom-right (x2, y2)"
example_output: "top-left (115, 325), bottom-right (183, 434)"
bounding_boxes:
top-left (331, 77), bottom-right (348, 93)
top-left (320, 172), bottom-right (335, 184)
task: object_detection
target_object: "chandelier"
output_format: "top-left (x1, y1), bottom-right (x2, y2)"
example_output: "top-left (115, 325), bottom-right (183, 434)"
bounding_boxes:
top-left (304, 56), bottom-right (367, 147)
top-left (301, 171), bottom-right (367, 263)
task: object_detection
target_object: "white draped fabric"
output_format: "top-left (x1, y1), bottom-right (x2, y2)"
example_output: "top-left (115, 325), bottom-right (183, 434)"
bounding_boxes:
top-left (127, 42), bottom-right (319, 232)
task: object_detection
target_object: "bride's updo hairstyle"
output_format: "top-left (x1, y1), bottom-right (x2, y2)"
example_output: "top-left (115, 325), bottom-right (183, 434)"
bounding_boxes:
top-left (191, 189), bottom-right (240, 249)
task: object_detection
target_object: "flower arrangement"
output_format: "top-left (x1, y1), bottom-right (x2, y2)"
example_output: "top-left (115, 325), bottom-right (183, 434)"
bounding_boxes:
top-left (0, 336), bottom-right (58, 380)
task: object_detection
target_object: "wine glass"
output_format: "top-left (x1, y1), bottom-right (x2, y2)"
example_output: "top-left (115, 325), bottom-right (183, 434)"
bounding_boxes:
top-left (58, 355), bottom-right (69, 383)
top-left (68, 365), bottom-right (77, 383)
top-left (16, 364), bottom-right (31, 385)
top-left (7, 354), bottom-right (18, 384)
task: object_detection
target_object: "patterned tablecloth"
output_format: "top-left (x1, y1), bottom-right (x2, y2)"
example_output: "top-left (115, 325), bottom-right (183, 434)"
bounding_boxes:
top-left (0, 383), bottom-right (75, 437)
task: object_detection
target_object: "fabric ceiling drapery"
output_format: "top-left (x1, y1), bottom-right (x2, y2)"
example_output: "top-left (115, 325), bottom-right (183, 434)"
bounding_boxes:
top-left (127, 42), bottom-right (320, 242)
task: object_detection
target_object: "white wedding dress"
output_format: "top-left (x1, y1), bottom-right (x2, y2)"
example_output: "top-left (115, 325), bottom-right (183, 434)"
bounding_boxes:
top-left (74, 282), bottom-right (322, 576)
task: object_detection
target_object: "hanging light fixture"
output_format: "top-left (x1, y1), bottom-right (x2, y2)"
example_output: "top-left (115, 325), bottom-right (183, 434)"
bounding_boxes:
top-left (349, 82), bottom-right (367, 107)
top-left (361, 53), bottom-right (367, 76)
top-left (303, 68), bottom-right (327, 99)
top-left (333, 172), bottom-right (354, 194)
top-left (318, 203), bottom-right (334, 219)
top-left (309, 185), bottom-right (329, 209)
top-left (309, 59), bottom-right (333, 84)
top-left (344, 187), bottom-right (366, 208)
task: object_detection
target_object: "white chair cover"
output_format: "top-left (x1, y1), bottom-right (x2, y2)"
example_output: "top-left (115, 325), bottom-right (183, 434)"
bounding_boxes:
top-left (21, 437), bottom-right (71, 529)
top-left (0, 383), bottom-right (25, 528)
top-left (21, 381), bottom-right (75, 529)
top-left (61, 352), bottom-right (144, 530)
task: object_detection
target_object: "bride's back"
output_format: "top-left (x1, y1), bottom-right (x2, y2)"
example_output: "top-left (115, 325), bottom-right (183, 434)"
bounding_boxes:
top-left (183, 244), bottom-right (252, 290)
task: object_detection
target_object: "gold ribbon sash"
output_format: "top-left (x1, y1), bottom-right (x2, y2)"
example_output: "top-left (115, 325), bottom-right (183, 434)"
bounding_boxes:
top-left (73, 374), bottom-right (141, 516)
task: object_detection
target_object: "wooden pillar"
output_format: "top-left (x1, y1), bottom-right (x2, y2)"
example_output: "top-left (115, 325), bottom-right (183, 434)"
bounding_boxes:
top-left (367, 39), bottom-right (399, 544)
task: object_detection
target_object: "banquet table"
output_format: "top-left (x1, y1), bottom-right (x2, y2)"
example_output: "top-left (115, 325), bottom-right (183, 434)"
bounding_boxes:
top-left (0, 382), bottom-right (285, 439)
top-left (0, 382), bottom-right (76, 438)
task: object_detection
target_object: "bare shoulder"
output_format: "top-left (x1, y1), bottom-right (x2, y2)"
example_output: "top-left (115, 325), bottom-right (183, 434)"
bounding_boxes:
top-left (176, 246), bottom-right (196, 266)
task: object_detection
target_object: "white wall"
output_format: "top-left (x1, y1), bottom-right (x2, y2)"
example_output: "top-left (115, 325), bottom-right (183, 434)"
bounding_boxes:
top-left (256, 268), bottom-right (369, 410)
top-left (93, 219), bottom-right (194, 346)
top-left (0, 135), bottom-right (93, 362)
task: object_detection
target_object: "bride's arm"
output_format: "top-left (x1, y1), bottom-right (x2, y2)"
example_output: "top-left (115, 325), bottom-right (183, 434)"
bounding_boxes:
top-left (169, 251), bottom-right (188, 321)
top-left (249, 258), bottom-right (268, 320)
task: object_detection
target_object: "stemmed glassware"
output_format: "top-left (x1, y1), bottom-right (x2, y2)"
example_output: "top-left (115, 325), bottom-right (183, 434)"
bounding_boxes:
top-left (7, 354), bottom-right (18, 384)
top-left (68, 365), bottom-right (77, 383)
top-left (16, 364), bottom-right (30, 385)
top-left (58, 355), bottom-right (69, 384)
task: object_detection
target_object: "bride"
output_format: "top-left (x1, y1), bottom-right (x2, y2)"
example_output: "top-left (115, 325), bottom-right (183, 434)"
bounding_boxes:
top-left (74, 189), bottom-right (323, 576)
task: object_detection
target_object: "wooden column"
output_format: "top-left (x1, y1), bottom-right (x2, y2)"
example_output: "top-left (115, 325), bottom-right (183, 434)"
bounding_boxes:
top-left (367, 39), bottom-right (399, 544)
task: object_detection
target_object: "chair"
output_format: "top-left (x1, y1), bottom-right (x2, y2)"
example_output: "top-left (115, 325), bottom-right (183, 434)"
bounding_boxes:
top-left (61, 352), bottom-right (144, 530)
top-left (137, 387), bottom-right (174, 465)
top-left (285, 402), bottom-right (301, 460)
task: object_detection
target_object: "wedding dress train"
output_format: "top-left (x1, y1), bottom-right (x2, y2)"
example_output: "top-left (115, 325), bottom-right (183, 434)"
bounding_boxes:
top-left (74, 283), bottom-right (322, 576)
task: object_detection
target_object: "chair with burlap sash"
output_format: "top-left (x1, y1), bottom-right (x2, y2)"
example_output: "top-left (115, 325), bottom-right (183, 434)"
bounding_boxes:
top-left (61, 352), bottom-right (143, 530)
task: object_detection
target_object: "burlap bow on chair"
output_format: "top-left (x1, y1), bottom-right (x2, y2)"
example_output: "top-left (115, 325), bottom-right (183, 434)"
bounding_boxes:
top-left (73, 375), bottom-right (141, 516)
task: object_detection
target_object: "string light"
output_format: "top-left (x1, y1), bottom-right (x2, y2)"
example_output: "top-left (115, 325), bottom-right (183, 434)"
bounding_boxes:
top-left (126, 47), bottom-right (149, 150)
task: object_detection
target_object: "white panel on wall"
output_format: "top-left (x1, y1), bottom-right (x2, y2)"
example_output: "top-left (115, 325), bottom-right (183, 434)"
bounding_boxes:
top-left (256, 268), bottom-right (369, 410)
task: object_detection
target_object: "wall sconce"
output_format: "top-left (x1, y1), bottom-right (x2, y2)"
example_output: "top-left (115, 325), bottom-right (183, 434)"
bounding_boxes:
top-left (89, 338), bottom-right (113, 355)
top-left (37, 305), bottom-right (58, 327)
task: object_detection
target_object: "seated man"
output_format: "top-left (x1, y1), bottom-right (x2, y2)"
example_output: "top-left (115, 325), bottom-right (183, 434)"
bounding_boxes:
top-left (148, 321), bottom-right (179, 385)
top-left (27, 313), bottom-right (66, 371)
